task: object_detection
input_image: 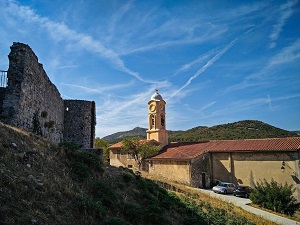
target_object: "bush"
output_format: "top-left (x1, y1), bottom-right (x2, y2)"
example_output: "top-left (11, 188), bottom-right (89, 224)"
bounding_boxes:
top-left (92, 180), bottom-right (118, 207)
top-left (78, 197), bottom-right (107, 219)
top-left (250, 179), bottom-right (300, 215)
top-left (72, 162), bottom-right (91, 181)
top-left (122, 172), bottom-right (134, 183)
top-left (123, 202), bottom-right (142, 223)
top-left (101, 217), bottom-right (128, 225)
top-left (60, 142), bottom-right (103, 181)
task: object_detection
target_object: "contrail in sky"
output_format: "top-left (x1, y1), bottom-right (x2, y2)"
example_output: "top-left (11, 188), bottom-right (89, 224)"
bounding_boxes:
top-left (167, 38), bottom-right (239, 100)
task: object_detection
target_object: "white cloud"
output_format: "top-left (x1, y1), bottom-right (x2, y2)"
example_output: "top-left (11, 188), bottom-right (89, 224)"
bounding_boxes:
top-left (269, 39), bottom-right (300, 66)
top-left (269, 0), bottom-right (298, 48)
top-left (3, 0), bottom-right (151, 83)
top-left (60, 81), bottom-right (135, 94)
top-left (105, 1), bottom-right (133, 43)
top-left (168, 38), bottom-right (239, 100)
top-left (222, 38), bottom-right (300, 95)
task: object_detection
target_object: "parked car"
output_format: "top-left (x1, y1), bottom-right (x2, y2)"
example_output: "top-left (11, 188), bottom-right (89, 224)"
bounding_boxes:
top-left (212, 182), bottom-right (235, 194)
top-left (233, 185), bottom-right (252, 198)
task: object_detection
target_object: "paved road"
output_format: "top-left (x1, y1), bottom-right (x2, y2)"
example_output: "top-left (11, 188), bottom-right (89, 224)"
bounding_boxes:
top-left (188, 187), bottom-right (299, 225)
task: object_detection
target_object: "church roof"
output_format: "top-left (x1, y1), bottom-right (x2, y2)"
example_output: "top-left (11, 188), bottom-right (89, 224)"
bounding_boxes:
top-left (150, 89), bottom-right (163, 101)
top-left (149, 137), bottom-right (300, 160)
top-left (109, 139), bottom-right (161, 150)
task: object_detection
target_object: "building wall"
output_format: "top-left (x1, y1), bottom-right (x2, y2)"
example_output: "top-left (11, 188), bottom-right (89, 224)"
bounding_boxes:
top-left (211, 151), bottom-right (300, 199)
top-left (211, 152), bottom-right (233, 183)
top-left (148, 160), bottom-right (191, 185)
top-left (191, 154), bottom-right (211, 188)
top-left (63, 100), bottom-right (96, 148)
top-left (109, 149), bottom-right (138, 169)
top-left (1, 42), bottom-right (64, 143)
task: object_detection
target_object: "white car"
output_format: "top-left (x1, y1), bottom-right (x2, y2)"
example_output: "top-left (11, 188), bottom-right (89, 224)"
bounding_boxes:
top-left (212, 182), bottom-right (235, 194)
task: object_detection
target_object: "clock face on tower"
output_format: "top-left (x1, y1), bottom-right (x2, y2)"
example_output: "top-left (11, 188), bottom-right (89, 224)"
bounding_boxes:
top-left (149, 104), bottom-right (156, 112)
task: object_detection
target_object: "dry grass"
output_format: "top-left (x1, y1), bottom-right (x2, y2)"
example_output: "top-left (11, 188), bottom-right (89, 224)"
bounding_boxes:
top-left (143, 173), bottom-right (278, 225)
top-left (0, 122), bottom-right (89, 224)
top-left (249, 203), bottom-right (300, 223)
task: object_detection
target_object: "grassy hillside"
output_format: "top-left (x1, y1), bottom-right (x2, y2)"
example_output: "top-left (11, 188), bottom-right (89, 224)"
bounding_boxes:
top-left (169, 120), bottom-right (298, 142)
top-left (0, 122), bottom-right (277, 225)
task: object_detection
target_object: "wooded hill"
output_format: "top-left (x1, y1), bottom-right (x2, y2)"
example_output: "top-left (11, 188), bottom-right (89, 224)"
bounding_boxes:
top-left (103, 120), bottom-right (298, 144)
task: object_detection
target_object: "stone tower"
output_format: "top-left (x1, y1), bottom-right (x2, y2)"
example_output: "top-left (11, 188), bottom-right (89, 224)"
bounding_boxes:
top-left (146, 89), bottom-right (168, 146)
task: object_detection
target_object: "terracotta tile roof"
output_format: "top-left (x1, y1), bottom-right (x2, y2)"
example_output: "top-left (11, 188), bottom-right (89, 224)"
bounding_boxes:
top-left (150, 137), bottom-right (300, 160)
top-left (150, 142), bottom-right (208, 160)
top-left (108, 139), bottom-right (161, 150)
top-left (109, 142), bottom-right (123, 149)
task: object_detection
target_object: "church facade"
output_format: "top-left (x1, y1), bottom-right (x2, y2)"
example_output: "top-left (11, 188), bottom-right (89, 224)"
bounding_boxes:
top-left (109, 90), bottom-right (300, 199)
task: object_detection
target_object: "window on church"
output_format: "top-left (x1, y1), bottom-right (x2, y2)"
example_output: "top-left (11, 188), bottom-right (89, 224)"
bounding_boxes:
top-left (151, 115), bottom-right (155, 128)
top-left (161, 115), bottom-right (165, 127)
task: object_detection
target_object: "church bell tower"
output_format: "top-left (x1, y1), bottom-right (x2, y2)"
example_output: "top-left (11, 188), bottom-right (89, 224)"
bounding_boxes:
top-left (146, 89), bottom-right (168, 146)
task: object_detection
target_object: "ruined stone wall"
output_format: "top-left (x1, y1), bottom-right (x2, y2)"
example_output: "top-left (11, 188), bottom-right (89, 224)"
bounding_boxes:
top-left (63, 100), bottom-right (96, 148)
top-left (0, 42), bottom-right (97, 148)
top-left (0, 87), bottom-right (6, 115)
top-left (1, 43), bottom-right (64, 143)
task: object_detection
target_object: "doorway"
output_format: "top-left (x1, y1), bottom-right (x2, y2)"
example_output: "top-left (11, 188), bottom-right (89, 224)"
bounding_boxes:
top-left (202, 172), bottom-right (206, 189)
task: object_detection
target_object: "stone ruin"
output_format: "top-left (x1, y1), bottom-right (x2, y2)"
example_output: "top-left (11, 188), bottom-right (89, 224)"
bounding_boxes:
top-left (0, 42), bottom-right (96, 148)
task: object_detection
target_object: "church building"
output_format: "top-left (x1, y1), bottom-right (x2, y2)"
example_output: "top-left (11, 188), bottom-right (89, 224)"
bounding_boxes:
top-left (109, 90), bottom-right (300, 199)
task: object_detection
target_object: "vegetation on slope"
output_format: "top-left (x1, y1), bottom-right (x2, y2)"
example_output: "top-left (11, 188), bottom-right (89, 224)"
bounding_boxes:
top-left (102, 120), bottom-right (298, 144)
top-left (169, 120), bottom-right (298, 142)
top-left (0, 122), bottom-right (277, 225)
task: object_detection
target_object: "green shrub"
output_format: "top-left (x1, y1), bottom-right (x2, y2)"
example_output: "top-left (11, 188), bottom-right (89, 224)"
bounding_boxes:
top-left (144, 203), bottom-right (168, 225)
top-left (122, 172), bottom-right (134, 183)
top-left (61, 142), bottom-right (103, 181)
top-left (101, 217), bottom-right (128, 225)
top-left (78, 196), bottom-right (107, 219)
top-left (92, 180), bottom-right (118, 207)
top-left (59, 141), bottom-right (80, 151)
top-left (72, 162), bottom-right (91, 181)
top-left (123, 202), bottom-right (142, 223)
top-left (250, 179), bottom-right (300, 215)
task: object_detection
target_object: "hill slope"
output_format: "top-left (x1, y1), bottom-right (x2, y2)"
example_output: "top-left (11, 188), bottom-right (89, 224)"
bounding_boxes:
top-left (169, 120), bottom-right (298, 142)
top-left (103, 127), bottom-right (147, 142)
top-left (1, 122), bottom-right (267, 225)
top-left (102, 120), bottom-right (298, 143)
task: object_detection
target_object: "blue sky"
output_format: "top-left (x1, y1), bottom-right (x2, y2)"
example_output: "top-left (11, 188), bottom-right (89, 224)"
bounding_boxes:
top-left (0, 0), bottom-right (299, 138)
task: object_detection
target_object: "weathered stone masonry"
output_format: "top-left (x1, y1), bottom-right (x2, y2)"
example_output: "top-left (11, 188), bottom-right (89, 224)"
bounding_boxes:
top-left (64, 100), bottom-right (96, 148)
top-left (0, 42), bottom-right (96, 148)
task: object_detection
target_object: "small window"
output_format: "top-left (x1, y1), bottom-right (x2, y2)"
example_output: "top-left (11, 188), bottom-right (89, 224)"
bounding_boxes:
top-left (127, 153), bottom-right (134, 159)
top-left (151, 115), bottom-right (155, 127)
top-left (149, 161), bottom-right (153, 167)
top-left (128, 165), bottom-right (133, 168)
top-left (161, 115), bottom-right (165, 127)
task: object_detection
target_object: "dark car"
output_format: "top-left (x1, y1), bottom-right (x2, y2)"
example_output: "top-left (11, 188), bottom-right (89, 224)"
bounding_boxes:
top-left (233, 185), bottom-right (252, 198)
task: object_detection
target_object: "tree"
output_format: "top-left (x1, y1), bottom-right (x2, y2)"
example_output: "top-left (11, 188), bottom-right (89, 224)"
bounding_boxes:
top-left (94, 138), bottom-right (109, 162)
top-left (250, 179), bottom-right (300, 215)
top-left (121, 138), bottom-right (161, 170)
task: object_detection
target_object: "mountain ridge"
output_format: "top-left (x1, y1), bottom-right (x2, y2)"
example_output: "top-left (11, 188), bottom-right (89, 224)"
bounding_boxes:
top-left (102, 120), bottom-right (299, 144)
